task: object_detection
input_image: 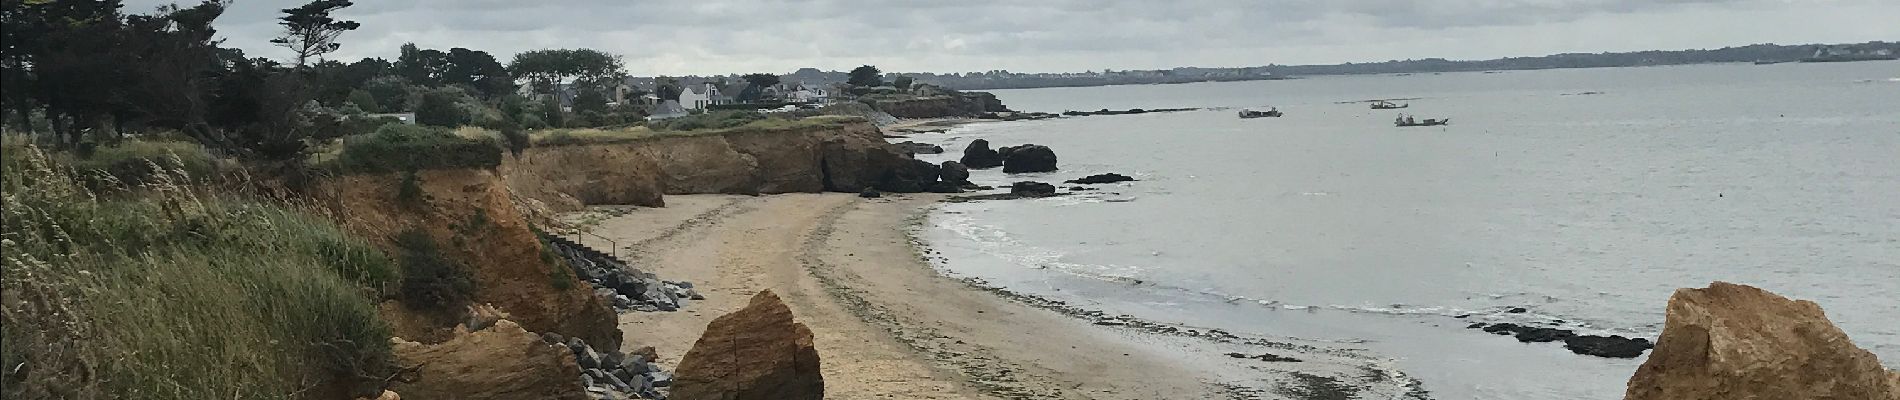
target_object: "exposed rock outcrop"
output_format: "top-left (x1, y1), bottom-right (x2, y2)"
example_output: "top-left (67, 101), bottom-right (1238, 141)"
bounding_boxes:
top-left (390, 320), bottom-right (588, 400)
top-left (894, 141), bottom-right (944, 155)
top-left (871, 86), bottom-right (1011, 118)
top-left (875, 159), bottom-right (942, 193)
top-left (328, 170), bottom-right (618, 347)
top-left (1066, 173), bottom-right (1134, 184)
top-left (959, 139), bottom-right (1003, 169)
top-left (672, 290), bottom-right (823, 400)
top-left (1624, 282), bottom-right (1900, 400)
top-left (504, 118), bottom-right (903, 211)
top-left (1011, 181), bottom-right (1057, 197)
top-left (1001, 144), bottom-right (1058, 173)
top-left (939, 161), bottom-right (970, 185)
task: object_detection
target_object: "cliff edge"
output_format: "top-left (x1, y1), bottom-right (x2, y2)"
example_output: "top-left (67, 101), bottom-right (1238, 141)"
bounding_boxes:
top-left (504, 118), bottom-right (902, 211)
top-left (1625, 281), bottom-right (1900, 400)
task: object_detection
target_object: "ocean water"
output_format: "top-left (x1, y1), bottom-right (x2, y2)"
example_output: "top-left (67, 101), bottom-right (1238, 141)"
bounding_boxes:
top-left (911, 61), bottom-right (1900, 399)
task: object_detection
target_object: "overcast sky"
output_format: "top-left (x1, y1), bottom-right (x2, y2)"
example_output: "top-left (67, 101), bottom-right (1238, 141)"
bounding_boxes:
top-left (124, 0), bottom-right (1900, 76)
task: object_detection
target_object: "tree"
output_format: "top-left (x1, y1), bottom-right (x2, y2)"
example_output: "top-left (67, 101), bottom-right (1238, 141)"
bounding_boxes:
top-left (892, 76), bottom-right (915, 90)
top-left (443, 47), bottom-right (512, 98)
top-left (742, 73), bottom-right (780, 89)
top-left (395, 43), bottom-right (447, 86)
top-left (268, 0), bottom-right (360, 68)
top-left (654, 77), bottom-right (682, 101)
top-left (506, 48), bottom-right (623, 95)
top-left (571, 87), bottom-right (608, 115)
top-left (346, 89), bottom-right (379, 113)
top-left (363, 76), bottom-right (412, 112)
top-left (414, 90), bottom-right (464, 127)
top-left (847, 65), bottom-right (883, 87)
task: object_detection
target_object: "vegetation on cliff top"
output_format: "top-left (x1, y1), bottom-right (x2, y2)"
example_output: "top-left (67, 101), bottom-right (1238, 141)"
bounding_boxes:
top-left (1, 142), bottom-right (397, 399)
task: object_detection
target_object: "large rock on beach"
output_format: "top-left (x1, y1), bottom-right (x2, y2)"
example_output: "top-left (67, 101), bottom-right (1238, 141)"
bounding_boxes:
top-left (1624, 281), bottom-right (1900, 400)
top-left (390, 320), bottom-right (587, 400)
top-left (939, 161), bottom-right (971, 185)
top-left (875, 159), bottom-right (942, 193)
top-left (959, 139), bottom-right (1004, 169)
top-left (1001, 144), bottom-right (1058, 173)
top-left (672, 290), bottom-right (823, 400)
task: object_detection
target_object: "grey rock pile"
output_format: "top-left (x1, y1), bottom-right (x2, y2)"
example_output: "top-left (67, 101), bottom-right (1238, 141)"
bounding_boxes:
top-left (543, 234), bottom-right (703, 312)
top-left (542, 332), bottom-right (672, 399)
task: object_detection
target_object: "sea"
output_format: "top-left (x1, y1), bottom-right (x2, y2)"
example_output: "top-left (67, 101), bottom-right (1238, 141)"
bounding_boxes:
top-left (908, 61), bottom-right (1900, 399)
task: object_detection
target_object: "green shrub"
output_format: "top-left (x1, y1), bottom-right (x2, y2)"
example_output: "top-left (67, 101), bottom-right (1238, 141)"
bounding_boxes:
top-left (331, 124), bottom-right (503, 173)
top-left (647, 110), bottom-right (765, 131)
top-left (66, 140), bottom-right (221, 190)
top-left (1, 145), bottom-right (394, 399)
top-left (392, 229), bottom-right (474, 312)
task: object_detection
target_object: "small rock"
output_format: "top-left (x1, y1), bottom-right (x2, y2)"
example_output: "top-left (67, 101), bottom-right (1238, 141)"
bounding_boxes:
top-left (859, 188), bottom-right (882, 198)
top-left (1010, 181), bottom-right (1057, 197)
top-left (576, 345), bottom-right (602, 369)
top-left (647, 370), bottom-right (673, 387)
top-left (1064, 173), bottom-right (1135, 184)
top-left (1507, 307), bottom-right (1529, 313)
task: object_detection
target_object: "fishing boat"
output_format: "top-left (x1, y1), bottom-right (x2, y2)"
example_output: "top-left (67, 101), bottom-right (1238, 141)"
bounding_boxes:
top-left (1394, 114), bottom-right (1448, 127)
top-left (1370, 100), bottom-right (1408, 109)
top-left (1238, 108), bottom-right (1283, 118)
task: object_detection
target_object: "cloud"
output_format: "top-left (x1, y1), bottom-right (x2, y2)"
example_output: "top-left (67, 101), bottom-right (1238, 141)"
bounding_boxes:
top-left (122, 0), bottom-right (1900, 75)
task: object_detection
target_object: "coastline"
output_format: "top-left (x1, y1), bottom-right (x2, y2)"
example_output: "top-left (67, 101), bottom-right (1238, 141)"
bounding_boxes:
top-left (581, 193), bottom-right (1224, 399)
top-left (574, 193), bottom-right (1431, 399)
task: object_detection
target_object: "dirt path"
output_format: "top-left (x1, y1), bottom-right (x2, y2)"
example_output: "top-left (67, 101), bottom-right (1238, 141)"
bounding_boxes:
top-left (585, 194), bottom-right (1224, 399)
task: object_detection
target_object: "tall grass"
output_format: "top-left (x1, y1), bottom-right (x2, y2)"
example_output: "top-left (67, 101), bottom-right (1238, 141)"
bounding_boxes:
top-left (1, 143), bottom-right (396, 399)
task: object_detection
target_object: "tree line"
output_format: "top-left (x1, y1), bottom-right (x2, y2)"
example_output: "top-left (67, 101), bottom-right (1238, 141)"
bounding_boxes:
top-left (0, 0), bottom-right (754, 163)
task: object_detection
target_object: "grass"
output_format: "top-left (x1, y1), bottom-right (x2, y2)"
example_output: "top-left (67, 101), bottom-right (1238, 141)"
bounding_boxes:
top-left (327, 124), bottom-right (503, 174)
top-left (1, 143), bottom-right (397, 399)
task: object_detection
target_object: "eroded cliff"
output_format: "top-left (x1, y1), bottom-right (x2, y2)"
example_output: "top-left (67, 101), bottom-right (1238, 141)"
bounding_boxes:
top-left (503, 118), bottom-right (902, 211)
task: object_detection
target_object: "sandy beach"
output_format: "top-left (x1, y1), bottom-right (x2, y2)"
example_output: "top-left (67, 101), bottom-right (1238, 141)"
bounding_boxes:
top-left (570, 193), bottom-right (1225, 399)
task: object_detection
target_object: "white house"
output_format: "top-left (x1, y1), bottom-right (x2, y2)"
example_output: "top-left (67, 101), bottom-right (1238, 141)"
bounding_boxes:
top-left (786, 82), bottom-right (831, 104)
top-left (678, 83), bottom-right (719, 110)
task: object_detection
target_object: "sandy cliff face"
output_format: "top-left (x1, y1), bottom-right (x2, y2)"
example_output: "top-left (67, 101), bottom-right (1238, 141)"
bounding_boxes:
top-left (504, 120), bottom-right (900, 211)
top-left (1625, 282), bottom-right (1900, 400)
top-left (325, 169), bottom-right (620, 347)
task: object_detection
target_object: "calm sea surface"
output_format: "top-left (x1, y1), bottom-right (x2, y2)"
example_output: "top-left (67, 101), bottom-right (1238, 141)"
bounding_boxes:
top-left (912, 62), bottom-right (1900, 399)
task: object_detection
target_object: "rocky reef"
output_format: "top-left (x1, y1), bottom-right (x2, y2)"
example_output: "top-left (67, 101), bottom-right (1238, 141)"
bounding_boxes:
top-left (1624, 282), bottom-right (1900, 400)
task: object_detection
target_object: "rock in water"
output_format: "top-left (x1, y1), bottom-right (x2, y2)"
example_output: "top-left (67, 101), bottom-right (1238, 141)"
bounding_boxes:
top-left (895, 141), bottom-right (944, 155)
top-left (959, 139), bottom-right (1003, 169)
top-left (875, 159), bottom-right (942, 193)
top-left (1624, 282), bottom-right (1900, 400)
top-left (1065, 173), bottom-right (1135, 184)
top-left (939, 161), bottom-right (971, 185)
top-left (390, 320), bottom-right (588, 400)
top-left (1010, 181), bottom-right (1057, 197)
top-left (671, 290), bottom-right (823, 400)
top-left (1001, 144), bottom-right (1058, 173)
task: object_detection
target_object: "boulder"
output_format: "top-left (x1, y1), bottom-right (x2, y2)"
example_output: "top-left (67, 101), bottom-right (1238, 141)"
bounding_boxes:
top-left (1010, 181), bottom-right (1057, 197)
top-left (819, 137), bottom-right (907, 193)
top-left (895, 141), bottom-right (944, 155)
top-left (939, 161), bottom-right (971, 185)
top-left (959, 139), bottom-right (1004, 169)
top-left (1564, 334), bottom-right (1650, 358)
top-left (671, 290), bottom-right (823, 400)
top-left (1065, 173), bottom-right (1135, 184)
top-left (875, 159), bottom-right (941, 193)
top-left (391, 320), bottom-right (588, 400)
top-left (1001, 144), bottom-right (1058, 173)
top-left (1624, 282), bottom-right (1900, 400)
top-left (858, 188), bottom-right (882, 198)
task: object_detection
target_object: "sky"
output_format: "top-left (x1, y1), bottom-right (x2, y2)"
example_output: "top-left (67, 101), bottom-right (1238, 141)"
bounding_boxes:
top-left (123, 0), bottom-right (1900, 76)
